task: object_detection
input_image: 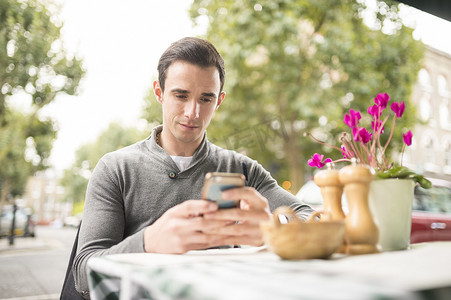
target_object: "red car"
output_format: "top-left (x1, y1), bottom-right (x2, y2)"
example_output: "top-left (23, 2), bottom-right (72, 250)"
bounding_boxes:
top-left (411, 178), bottom-right (451, 243)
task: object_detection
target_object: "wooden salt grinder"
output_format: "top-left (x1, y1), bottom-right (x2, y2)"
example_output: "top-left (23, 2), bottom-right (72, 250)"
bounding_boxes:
top-left (314, 163), bottom-right (346, 253)
top-left (339, 161), bottom-right (379, 255)
top-left (313, 163), bottom-right (345, 222)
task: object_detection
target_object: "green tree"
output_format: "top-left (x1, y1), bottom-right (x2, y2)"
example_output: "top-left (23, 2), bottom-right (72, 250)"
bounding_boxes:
top-left (183, 0), bottom-right (423, 192)
top-left (0, 0), bottom-right (85, 208)
top-left (60, 122), bottom-right (148, 209)
top-left (142, 88), bottom-right (162, 127)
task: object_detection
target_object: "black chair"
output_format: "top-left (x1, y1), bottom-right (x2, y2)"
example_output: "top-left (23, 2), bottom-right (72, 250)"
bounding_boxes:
top-left (60, 223), bottom-right (85, 300)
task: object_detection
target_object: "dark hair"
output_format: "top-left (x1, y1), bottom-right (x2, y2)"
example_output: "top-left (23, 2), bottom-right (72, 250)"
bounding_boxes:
top-left (157, 37), bottom-right (225, 93)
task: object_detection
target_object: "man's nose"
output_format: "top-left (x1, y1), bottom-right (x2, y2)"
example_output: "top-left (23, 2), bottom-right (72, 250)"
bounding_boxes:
top-left (184, 99), bottom-right (200, 119)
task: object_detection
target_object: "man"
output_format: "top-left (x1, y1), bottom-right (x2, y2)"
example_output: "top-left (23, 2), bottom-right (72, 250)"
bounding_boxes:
top-left (73, 37), bottom-right (313, 296)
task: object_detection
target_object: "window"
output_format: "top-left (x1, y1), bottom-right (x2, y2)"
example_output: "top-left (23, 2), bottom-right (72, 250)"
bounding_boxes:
top-left (438, 74), bottom-right (449, 96)
top-left (418, 68), bottom-right (432, 88)
top-left (414, 185), bottom-right (451, 213)
top-left (419, 93), bottom-right (432, 122)
top-left (438, 75), bottom-right (451, 129)
top-left (440, 98), bottom-right (451, 128)
top-left (423, 135), bottom-right (436, 165)
top-left (444, 139), bottom-right (451, 174)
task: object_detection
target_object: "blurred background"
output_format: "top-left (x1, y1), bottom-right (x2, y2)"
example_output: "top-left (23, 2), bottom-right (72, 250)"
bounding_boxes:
top-left (1, 0), bottom-right (451, 298)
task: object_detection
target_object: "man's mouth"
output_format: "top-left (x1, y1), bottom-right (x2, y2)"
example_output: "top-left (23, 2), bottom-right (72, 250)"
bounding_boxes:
top-left (179, 123), bottom-right (199, 130)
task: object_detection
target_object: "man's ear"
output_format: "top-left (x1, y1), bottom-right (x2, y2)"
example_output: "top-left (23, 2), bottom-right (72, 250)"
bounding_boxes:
top-left (153, 81), bottom-right (163, 104)
top-left (215, 91), bottom-right (226, 111)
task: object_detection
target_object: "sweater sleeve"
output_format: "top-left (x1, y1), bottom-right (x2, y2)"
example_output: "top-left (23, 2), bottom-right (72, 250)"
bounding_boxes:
top-left (72, 158), bottom-right (145, 294)
top-left (245, 158), bottom-right (315, 220)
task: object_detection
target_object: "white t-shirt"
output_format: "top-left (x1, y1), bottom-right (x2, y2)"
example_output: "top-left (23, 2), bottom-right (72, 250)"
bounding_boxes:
top-left (170, 155), bottom-right (193, 172)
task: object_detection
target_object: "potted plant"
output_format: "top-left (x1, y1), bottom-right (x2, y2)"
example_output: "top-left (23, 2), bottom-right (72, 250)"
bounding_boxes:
top-left (306, 93), bottom-right (431, 251)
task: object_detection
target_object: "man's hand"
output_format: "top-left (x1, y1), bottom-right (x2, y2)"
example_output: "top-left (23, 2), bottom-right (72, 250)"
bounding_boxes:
top-left (143, 200), bottom-right (233, 254)
top-left (144, 187), bottom-right (272, 254)
top-left (202, 187), bottom-right (272, 246)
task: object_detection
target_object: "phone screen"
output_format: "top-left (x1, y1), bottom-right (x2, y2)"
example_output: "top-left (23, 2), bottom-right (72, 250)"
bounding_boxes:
top-left (202, 172), bottom-right (245, 209)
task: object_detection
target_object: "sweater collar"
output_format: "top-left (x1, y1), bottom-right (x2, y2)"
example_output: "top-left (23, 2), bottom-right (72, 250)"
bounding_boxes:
top-left (148, 125), bottom-right (210, 169)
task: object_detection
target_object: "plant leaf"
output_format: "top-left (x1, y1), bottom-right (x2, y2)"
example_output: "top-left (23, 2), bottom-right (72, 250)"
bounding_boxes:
top-left (376, 166), bottom-right (431, 189)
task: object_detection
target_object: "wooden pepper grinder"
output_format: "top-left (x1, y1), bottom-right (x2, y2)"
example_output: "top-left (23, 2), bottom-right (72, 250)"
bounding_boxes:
top-left (339, 159), bottom-right (379, 255)
top-left (314, 163), bottom-right (346, 253)
top-left (313, 163), bottom-right (345, 222)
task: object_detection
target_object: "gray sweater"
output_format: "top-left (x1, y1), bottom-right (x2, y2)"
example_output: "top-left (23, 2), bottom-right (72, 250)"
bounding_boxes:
top-left (73, 125), bottom-right (313, 294)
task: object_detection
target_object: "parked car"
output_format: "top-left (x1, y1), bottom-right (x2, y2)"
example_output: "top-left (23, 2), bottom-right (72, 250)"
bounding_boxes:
top-left (296, 179), bottom-right (323, 209)
top-left (296, 177), bottom-right (451, 243)
top-left (411, 178), bottom-right (451, 243)
top-left (64, 213), bottom-right (82, 228)
top-left (0, 205), bottom-right (36, 238)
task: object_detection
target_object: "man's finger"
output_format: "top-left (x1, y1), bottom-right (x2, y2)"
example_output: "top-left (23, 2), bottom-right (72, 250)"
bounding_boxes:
top-left (203, 221), bottom-right (263, 237)
top-left (167, 200), bottom-right (218, 218)
top-left (203, 208), bottom-right (271, 222)
top-left (222, 187), bottom-right (268, 210)
top-left (186, 216), bottom-right (235, 232)
top-left (180, 231), bottom-right (229, 249)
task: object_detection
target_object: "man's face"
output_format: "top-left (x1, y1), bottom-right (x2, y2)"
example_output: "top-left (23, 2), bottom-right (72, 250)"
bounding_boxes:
top-left (154, 61), bottom-right (225, 148)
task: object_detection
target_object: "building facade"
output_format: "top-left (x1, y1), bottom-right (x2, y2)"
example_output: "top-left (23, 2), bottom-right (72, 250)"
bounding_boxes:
top-left (406, 46), bottom-right (451, 181)
top-left (22, 169), bottom-right (70, 224)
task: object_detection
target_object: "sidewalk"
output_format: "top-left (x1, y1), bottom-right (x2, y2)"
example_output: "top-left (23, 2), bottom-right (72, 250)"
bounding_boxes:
top-left (0, 236), bottom-right (54, 255)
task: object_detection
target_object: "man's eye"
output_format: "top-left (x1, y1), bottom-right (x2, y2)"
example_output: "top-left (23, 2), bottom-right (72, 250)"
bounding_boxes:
top-left (176, 94), bottom-right (187, 99)
top-left (201, 98), bottom-right (213, 103)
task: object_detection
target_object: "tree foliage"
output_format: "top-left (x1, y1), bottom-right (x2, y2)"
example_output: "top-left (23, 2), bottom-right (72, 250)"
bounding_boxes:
top-left (0, 0), bottom-right (85, 207)
top-left (60, 122), bottom-right (149, 206)
top-left (184, 0), bottom-right (423, 192)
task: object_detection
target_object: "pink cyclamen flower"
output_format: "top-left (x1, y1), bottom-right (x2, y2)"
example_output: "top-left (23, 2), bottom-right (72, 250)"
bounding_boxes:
top-left (357, 127), bottom-right (372, 144)
top-left (403, 130), bottom-right (413, 146)
top-left (375, 93), bottom-right (389, 109)
top-left (308, 153), bottom-right (332, 168)
top-left (371, 120), bottom-right (384, 134)
top-left (368, 104), bottom-right (381, 120)
top-left (391, 101), bottom-right (405, 118)
top-left (344, 109), bottom-right (361, 128)
top-left (352, 127), bottom-right (360, 141)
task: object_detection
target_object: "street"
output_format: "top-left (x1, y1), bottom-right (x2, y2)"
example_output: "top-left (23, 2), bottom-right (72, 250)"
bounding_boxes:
top-left (0, 226), bottom-right (77, 299)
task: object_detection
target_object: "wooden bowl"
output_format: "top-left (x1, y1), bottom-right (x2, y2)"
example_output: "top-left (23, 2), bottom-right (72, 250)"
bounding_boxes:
top-left (260, 207), bottom-right (345, 260)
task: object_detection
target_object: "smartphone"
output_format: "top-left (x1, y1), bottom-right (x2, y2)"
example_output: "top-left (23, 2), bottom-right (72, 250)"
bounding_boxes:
top-left (201, 172), bottom-right (245, 209)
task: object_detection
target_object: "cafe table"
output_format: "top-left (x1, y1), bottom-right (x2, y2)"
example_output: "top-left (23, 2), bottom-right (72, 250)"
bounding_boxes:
top-left (87, 242), bottom-right (451, 300)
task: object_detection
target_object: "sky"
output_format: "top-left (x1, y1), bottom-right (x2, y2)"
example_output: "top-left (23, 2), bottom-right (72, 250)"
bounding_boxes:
top-left (40, 0), bottom-right (199, 171)
top-left (25, 0), bottom-right (451, 171)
